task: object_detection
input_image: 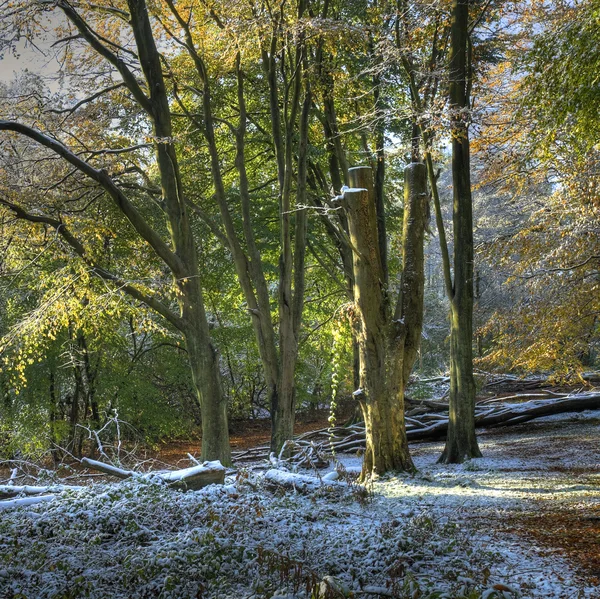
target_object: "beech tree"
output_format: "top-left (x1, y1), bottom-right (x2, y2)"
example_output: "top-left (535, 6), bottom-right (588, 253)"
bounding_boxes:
top-left (394, 0), bottom-right (501, 462)
top-left (473, 0), bottom-right (600, 377)
top-left (0, 0), bottom-right (231, 463)
top-left (436, 0), bottom-right (482, 463)
top-left (157, 0), bottom-right (311, 453)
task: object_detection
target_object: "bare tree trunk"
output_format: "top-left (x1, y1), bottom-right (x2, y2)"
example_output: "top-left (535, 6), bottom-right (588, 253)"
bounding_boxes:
top-left (76, 331), bottom-right (99, 432)
top-left (48, 369), bottom-right (60, 463)
top-left (185, 323), bottom-right (231, 464)
top-left (344, 164), bottom-right (428, 480)
top-left (372, 63), bottom-right (388, 286)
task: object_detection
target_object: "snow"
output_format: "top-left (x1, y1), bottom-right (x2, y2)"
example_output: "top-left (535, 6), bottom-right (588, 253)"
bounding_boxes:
top-left (0, 494), bottom-right (56, 509)
top-left (333, 186), bottom-right (369, 202)
top-left (340, 186), bottom-right (369, 194)
top-left (0, 414), bottom-right (598, 598)
top-left (263, 468), bottom-right (346, 491)
top-left (158, 460), bottom-right (225, 482)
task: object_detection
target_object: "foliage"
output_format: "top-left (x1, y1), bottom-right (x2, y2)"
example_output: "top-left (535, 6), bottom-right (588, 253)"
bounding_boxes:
top-left (0, 0), bottom-right (598, 455)
top-left (473, 0), bottom-right (600, 377)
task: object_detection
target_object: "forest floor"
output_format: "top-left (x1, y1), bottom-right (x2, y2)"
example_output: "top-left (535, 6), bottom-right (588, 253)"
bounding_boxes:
top-left (400, 413), bottom-right (600, 590)
top-left (1, 409), bottom-right (599, 598)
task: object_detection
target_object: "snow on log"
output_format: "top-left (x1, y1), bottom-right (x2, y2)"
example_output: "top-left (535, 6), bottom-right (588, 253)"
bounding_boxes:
top-left (232, 392), bottom-right (600, 464)
top-left (80, 458), bottom-right (134, 479)
top-left (81, 457), bottom-right (225, 490)
top-left (0, 484), bottom-right (83, 499)
top-left (406, 393), bottom-right (600, 441)
top-left (0, 494), bottom-right (56, 510)
top-left (263, 469), bottom-right (346, 492)
top-left (158, 461), bottom-right (225, 490)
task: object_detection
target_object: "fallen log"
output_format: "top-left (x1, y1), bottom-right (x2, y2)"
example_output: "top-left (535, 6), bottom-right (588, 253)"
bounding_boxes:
top-left (81, 458), bottom-right (225, 490)
top-left (256, 392), bottom-right (600, 462)
top-left (0, 495), bottom-right (56, 510)
top-left (159, 462), bottom-right (226, 490)
top-left (406, 393), bottom-right (600, 441)
top-left (263, 469), bottom-right (346, 493)
top-left (80, 458), bottom-right (132, 480)
top-left (0, 484), bottom-right (84, 499)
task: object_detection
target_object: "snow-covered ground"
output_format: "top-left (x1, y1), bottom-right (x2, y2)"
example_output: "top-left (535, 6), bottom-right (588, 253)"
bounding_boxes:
top-left (1, 411), bottom-right (598, 599)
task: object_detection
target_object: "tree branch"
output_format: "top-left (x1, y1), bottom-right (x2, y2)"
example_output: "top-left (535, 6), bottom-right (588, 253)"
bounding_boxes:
top-left (57, 0), bottom-right (153, 115)
top-left (0, 121), bottom-right (186, 277)
top-left (45, 83), bottom-right (126, 115)
top-left (0, 198), bottom-right (183, 331)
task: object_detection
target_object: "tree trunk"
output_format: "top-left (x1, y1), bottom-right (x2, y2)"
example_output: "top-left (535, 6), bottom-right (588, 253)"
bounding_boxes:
top-left (439, 0), bottom-right (481, 463)
top-left (0, 0), bottom-right (232, 464)
top-left (344, 164), bottom-right (428, 480)
top-left (77, 331), bottom-right (99, 431)
top-left (183, 291), bottom-right (231, 465)
top-left (48, 368), bottom-right (60, 463)
top-left (128, 0), bottom-right (231, 463)
top-left (268, 28), bottom-right (310, 454)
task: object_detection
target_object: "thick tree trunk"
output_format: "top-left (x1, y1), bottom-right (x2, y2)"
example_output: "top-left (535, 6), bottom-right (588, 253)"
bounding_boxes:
top-left (185, 326), bottom-right (231, 465)
top-left (344, 164), bottom-right (427, 480)
top-left (440, 304), bottom-right (481, 461)
top-left (271, 360), bottom-right (296, 456)
top-left (181, 279), bottom-right (231, 465)
top-left (439, 0), bottom-right (481, 463)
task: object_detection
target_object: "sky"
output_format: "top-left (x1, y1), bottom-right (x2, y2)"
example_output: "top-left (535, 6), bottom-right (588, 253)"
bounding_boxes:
top-left (0, 37), bottom-right (63, 88)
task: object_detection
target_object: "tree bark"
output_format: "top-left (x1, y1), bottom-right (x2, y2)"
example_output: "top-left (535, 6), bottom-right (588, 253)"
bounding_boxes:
top-left (344, 164), bottom-right (428, 479)
top-left (264, 5), bottom-right (309, 454)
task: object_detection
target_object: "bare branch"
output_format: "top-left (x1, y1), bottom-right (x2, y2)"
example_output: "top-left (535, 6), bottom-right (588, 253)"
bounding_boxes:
top-left (56, 0), bottom-right (153, 115)
top-left (45, 83), bottom-right (126, 116)
top-left (520, 255), bottom-right (600, 279)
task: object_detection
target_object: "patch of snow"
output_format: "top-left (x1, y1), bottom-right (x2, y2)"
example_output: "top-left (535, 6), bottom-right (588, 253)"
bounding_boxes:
top-left (159, 460), bottom-right (224, 482)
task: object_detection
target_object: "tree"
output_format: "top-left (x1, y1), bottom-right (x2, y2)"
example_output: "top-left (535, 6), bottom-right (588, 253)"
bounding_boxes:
top-left (472, 0), bottom-right (600, 378)
top-left (343, 163), bottom-right (428, 480)
top-left (394, 0), bottom-right (500, 462)
top-left (436, 0), bottom-right (482, 462)
top-left (0, 0), bottom-right (231, 463)
top-left (158, 0), bottom-right (311, 453)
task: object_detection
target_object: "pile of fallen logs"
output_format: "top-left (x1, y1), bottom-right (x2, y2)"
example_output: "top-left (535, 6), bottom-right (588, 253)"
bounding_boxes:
top-left (232, 390), bottom-right (600, 465)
